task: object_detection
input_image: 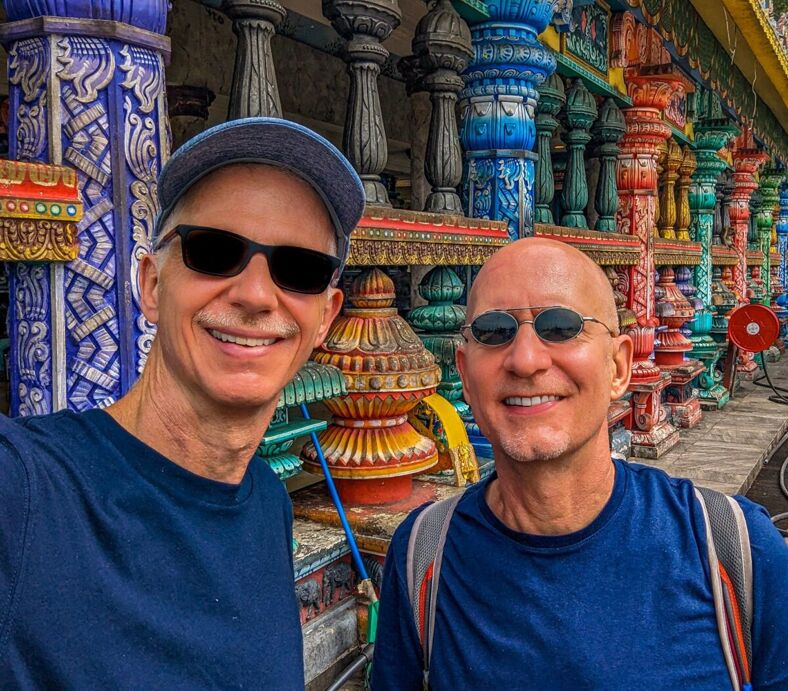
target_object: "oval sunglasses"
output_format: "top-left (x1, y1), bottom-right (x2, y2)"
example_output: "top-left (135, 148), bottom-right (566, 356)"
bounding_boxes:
top-left (461, 306), bottom-right (617, 346)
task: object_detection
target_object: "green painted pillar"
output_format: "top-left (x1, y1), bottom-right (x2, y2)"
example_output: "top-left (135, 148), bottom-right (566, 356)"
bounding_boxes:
top-left (688, 104), bottom-right (738, 409)
top-left (560, 79), bottom-right (597, 228)
top-left (758, 167), bottom-right (783, 305)
top-left (590, 97), bottom-right (625, 233)
top-left (534, 74), bottom-right (565, 225)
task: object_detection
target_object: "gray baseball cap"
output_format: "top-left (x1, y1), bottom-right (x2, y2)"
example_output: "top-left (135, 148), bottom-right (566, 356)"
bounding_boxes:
top-left (154, 117), bottom-right (365, 270)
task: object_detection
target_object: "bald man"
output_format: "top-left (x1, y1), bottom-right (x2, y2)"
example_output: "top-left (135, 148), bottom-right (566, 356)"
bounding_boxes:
top-left (371, 238), bottom-right (788, 690)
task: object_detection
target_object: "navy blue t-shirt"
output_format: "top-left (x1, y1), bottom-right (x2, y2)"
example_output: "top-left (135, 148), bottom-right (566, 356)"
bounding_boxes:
top-left (372, 460), bottom-right (788, 690)
top-left (0, 408), bottom-right (303, 689)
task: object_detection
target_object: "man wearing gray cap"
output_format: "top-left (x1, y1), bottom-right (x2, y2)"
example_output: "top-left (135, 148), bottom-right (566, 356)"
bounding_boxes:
top-left (0, 118), bottom-right (364, 689)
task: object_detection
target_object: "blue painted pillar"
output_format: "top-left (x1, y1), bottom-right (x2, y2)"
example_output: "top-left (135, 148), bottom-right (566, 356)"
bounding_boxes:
top-left (459, 0), bottom-right (557, 240)
top-left (0, 2), bottom-right (171, 414)
top-left (778, 183), bottom-right (788, 298)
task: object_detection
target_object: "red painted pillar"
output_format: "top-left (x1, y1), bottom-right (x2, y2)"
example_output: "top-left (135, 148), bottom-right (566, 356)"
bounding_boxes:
top-left (730, 132), bottom-right (768, 378)
top-left (617, 66), bottom-right (683, 458)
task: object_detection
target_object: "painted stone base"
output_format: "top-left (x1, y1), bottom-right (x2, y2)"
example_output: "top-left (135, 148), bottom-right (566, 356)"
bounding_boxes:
top-left (293, 479), bottom-right (465, 555)
top-left (628, 373), bottom-right (681, 459)
top-left (303, 598), bottom-right (359, 688)
top-left (736, 359), bottom-right (760, 380)
top-left (630, 420), bottom-right (681, 459)
top-left (665, 398), bottom-right (702, 428)
top-left (699, 384), bottom-right (731, 410)
top-left (662, 361), bottom-right (704, 429)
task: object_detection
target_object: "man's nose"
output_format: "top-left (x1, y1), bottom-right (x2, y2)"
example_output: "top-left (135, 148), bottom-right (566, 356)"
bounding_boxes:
top-left (502, 322), bottom-right (553, 377)
top-left (224, 252), bottom-right (280, 312)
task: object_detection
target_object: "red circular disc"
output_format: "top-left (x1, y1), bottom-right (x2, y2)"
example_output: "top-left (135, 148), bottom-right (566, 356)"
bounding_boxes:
top-left (727, 304), bottom-right (780, 352)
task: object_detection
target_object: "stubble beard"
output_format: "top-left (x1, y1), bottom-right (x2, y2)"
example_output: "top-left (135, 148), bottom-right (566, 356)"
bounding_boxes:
top-left (497, 427), bottom-right (573, 464)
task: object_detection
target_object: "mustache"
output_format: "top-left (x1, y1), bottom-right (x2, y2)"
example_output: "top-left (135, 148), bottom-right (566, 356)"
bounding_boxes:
top-left (194, 309), bottom-right (300, 339)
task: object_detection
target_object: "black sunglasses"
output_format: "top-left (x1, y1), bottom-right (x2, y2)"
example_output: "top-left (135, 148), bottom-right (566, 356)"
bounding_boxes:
top-left (461, 306), bottom-right (616, 346)
top-left (156, 225), bottom-right (341, 295)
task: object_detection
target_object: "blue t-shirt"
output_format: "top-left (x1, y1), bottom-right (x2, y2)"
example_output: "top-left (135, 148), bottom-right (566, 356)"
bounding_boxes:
top-left (0, 408), bottom-right (303, 689)
top-left (372, 460), bottom-right (788, 690)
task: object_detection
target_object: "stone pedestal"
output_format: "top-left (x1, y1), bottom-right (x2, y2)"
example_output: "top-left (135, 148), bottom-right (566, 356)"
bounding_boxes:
top-left (629, 373), bottom-right (680, 459)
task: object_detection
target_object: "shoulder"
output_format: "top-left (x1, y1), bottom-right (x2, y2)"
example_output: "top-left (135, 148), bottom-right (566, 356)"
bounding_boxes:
top-left (732, 495), bottom-right (787, 555)
top-left (388, 483), bottom-right (482, 570)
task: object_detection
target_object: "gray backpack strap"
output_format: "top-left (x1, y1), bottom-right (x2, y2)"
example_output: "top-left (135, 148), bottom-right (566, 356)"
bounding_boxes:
top-left (405, 494), bottom-right (462, 690)
top-left (694, 487), bottom-right (753, 691)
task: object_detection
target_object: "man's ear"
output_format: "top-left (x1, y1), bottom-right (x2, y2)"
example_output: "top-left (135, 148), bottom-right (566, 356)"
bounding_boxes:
top-left (139, 252), bottom-right (162, 325)
top-left (456, 343), bottom-right (472, 402)
top-left (313, 286), bottom-right (343, 348)
top-left (609, 333), bottom-right (633, 400)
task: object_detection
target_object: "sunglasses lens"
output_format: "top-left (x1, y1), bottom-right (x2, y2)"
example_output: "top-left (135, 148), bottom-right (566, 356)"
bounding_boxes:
top-left (470, 311), bottom-right (519, 346)
top-left (534, 307), bottom-right (583, 342)
top-left (182, 228), bottom-right (247, 276)
top-left (269, 246), bottom-right (338, 295)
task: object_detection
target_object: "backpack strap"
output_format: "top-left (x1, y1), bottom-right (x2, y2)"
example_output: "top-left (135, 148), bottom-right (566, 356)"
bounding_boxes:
top-left (405, 494), bottom-right (462, 690)
top-left (694, 487), bottom-right (753, 691)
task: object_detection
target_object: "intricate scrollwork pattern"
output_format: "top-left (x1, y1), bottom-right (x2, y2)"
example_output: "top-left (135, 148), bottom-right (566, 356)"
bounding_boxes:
top-left (7, 37), bottom-right (53, 413)
top-left (14, 264), bottom-right (51, 415)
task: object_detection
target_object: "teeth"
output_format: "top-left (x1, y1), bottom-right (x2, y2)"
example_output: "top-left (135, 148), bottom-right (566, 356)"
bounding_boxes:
top-left (209, 329), bottom-right (277, 347)
top-left (504, 395), bottom-right (561, 407)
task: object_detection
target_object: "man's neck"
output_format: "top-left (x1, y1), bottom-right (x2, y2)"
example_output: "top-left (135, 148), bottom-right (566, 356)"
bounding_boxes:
top-left (486, 432), bottom-right (616, 537)
top-left (107, 356), bottom-right (276, 485)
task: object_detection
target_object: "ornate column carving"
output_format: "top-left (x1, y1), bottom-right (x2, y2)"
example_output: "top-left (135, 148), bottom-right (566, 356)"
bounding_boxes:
top-left (657, 138), bottom-right (681, 239)
top-left (774, 181), bottom-right (788, 348)
top-left (675, 145), bottom-right (695, 241)
top-left (325, 0), bottom-right (402, 206)
top-left (459, 0), bottom-right (557, 239)
top-left (590, 97), bottom-right (625, 232)
top-left (223, 0), bottom-right (286, 119)
top-left (413, 0), bottom-right (473, 214)
top-left (616, 64), bottom-right (682, 458)
top-left (730, 133), bottom-right (768, 304)
top-left (688, 107), bottom-right (738, 409)
top-left (1, 1), bottom-right (171, 415)
top-left (560, 79), bottom-right (597, 228)
top-left (778, 183), bottom-right (788, 300)
top-left (655, 267), bottom-right (703, 428)
top-left (757, 167), bottom-right (783, 305)
top-left (534, 73), bottom-right (565, 224)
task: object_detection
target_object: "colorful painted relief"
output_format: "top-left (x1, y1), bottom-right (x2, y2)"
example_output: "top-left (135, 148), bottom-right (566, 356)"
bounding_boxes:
top-left (563, 1), bottom-right (610, 77)
top-left (0, 161), bottom-right (82, 261)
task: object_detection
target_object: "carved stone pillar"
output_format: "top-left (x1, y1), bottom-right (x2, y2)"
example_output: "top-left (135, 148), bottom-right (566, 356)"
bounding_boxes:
top-left (689, 114), bottom-right (738, 409)
top-left (778, 184), bottom-right (788, 300)
top-left (413, 0), bottom-right (473, 214)
top-left (758, 167), bottom-right (783, 305)
top-left (223, 0), bottom-right (286, 119)
top-left (459, 0), bottom-right (556, 239)
top-left (657, 138), bottom-right (681, 239)
top-left (655, 267), bottom-right (703, 428)
top-left (325, 0), bottom-right (402, 206)
top-left (0, 1), bottom-right (170, 414)
top-left (675, 146), bottom-right (696, 241)
top-left (617, 67), bottom-right (682, 458)
top-left (534, 74), bottom-right (565, 224)
top-left (560, 79), bottom-right (597, 229)
top-left (591, 97), bottom-right (625, 232)
top-left (730, 136), bottom-right (768, 303)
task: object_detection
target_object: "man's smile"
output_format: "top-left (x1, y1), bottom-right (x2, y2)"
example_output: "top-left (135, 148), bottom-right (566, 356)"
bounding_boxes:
top-left (503, 394), bottom-right (564, 408)
top-left (207, 328), bottom-right (280, 347)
